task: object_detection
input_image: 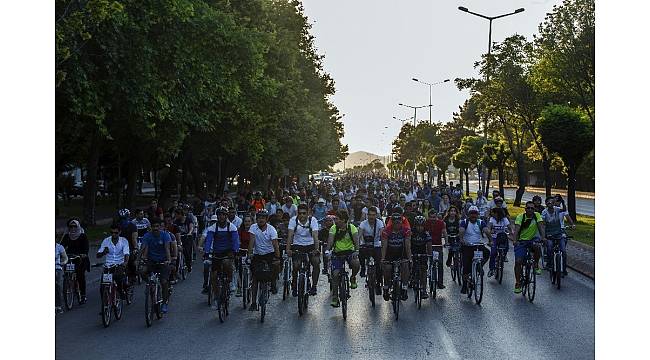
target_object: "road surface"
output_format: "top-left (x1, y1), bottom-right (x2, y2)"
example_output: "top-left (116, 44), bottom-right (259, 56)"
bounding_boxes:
top-left (56, 253), bottom-right (595, 359)
top-left (466, 181), bottom-right (595, 217)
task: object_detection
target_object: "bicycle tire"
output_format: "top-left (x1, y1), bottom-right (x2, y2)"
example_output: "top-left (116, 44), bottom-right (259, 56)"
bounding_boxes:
top-left (497, 254), bottom-right (504, 284)
top-left (555, 252), bottom-right (562, 290)
top-left (101, 286), bottom-right (111, 328)
top-left (527, 263), bottom-right (536, 303)
top-left (154, 284), bottom-right (163, 319)
top-left (259, 283), bottom-right (268, 323)
top-left (341, 274), bottom-right (348, 321)
top-left (298, 274), bottom-right (305, 316)
top-left (431, 262), bottom-right (437, 300)
top-left (145, 286), bottom-right (153, 327)
top-left (242, 270), bottom-right (249, 309)
top-left (450, 255), bottom-right (457, 283)
top-left (180, 253), bottom-right (186, 281)
top-left (474, 263), bottom-right (484, 305)
top-left (367, 270), bottom-right (376, 307)
top-left (414, 265), bottom-right (421, 309)
top-left (63, 274), bottom-right (74, 311)
top-left (207, 279), bottom-right (213, 307)
top-left (282, 267), bottom-right (290, 301)
top-left (114, 287), bottom-right (123, 320)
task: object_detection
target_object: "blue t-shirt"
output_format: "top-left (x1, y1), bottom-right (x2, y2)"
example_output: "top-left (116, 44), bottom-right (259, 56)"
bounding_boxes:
top-left (205, 222), bottom-right (240, 253)
top-left (312, 204), bottom-right (327, 221)
top-left (143, 231), bottom-right (171, 262)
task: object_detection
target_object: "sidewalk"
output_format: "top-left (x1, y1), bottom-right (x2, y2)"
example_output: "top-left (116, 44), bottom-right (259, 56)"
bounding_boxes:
top-left (501, 184), bottom-right (595, 200)
top-left (566, 241), bottom-right (594, 279)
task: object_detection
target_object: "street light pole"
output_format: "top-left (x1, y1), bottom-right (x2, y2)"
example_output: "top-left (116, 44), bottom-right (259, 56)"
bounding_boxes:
top-left (398, 103), bottom-right (427, 127)
top-left (412, 78), bottom-right (450, 124)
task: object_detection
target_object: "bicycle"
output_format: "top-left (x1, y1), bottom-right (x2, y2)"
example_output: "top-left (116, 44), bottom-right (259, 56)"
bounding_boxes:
top-left (384, 259), bottom-right (408, 321)
top-left (465, 243), bottom-right (487, 305)
top-left (210, 255), bottom-right (231, 323)
top-left (445, 237), bottom-right (463, 286)
top-left (204, 254), bottom-right (213, 307)
top-left (548, 233), bottom-right (571, 290)
top-left (100, 264), bottom-right (124, 327)
top-left (330, 254), bottom-right (351, 321)
top-left (520, 240), bottom-right (542, 303)
top-left (238, 250), bottom-right (252, 309)
top-left (176, 243), bottom-right (187, 281)
top-left (294, 249), bottom-right (313, 316)
top-left (180, 234), bottom-right (194, 272)
top-left (360, 245), bottom-right (379, 307)
top-left (280, 244), bottom-right (292, 301)
top-left (254, 259), bottom-right (274, 323)
top-left (412, 254), bottom-right (429, 309)
top-left (493, 234), bottom-right (509, 285)
top-left (144, 262), bottom-right (165, 327)
top-left (428, 250), bottom-right (440, 299)
top-left (63, 255), bottom-right (81, 311)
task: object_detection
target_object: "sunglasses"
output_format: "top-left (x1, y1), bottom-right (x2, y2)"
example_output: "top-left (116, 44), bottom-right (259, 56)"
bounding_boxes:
top-left (110, 231), bottom-right (120, 235)
top-left (298, 212), bottom-right (307, 215)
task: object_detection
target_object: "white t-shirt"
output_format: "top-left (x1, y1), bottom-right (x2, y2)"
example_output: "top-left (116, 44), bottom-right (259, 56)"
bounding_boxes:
top-left (281, 204), bottom-right (297, 218)
top-left (98, 236), bottom-right (131, 266)
top-left (229, 215), bottom-right (243, 229)
top-left (359, 218), bottom-right (385, 247)
top-left (249, 223), bottom-right (278, 255)
top-left (55, 243), bottom-right (65, 270)
top-left (487, 200), bottom-right (508, 210)
top-left (488, 217), bottom-right (510, 240)
top-left (288, 216), bottom-right (319, 246)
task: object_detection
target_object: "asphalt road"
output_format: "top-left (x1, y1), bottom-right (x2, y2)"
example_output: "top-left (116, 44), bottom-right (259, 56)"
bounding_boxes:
top-left (466, 182), bottom-right (595, 217)
top-left (55, 253), bottom-right (594, 360)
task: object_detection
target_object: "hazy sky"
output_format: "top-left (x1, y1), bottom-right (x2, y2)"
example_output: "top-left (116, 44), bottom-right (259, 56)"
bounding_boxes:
top-left (300, 0), bottom-right (562, 156)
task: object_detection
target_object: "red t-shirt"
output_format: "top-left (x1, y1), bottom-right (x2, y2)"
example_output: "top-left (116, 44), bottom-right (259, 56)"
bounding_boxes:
top-left (425, 219), bottom-right (445, 245)
top-left (250, 199), bottom-right (266, 211)
top-left (238, 229), bottom-right (250, 250)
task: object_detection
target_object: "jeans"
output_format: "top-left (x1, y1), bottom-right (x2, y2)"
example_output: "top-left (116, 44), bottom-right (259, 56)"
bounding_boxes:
top-left (461, 245), bottom-right (489, 288)
top-left (546, 235), bottom-right (567, 270)
top-left (181, 235), bottom-right (193, 271)
top-left (70, 255), bottom-right (87, 296)
top-left (55, 269), bottom-right (64, 308)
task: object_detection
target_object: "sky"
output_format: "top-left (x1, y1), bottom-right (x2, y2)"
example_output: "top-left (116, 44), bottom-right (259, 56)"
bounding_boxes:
top-left (300, 0), bottom-right (562, 156)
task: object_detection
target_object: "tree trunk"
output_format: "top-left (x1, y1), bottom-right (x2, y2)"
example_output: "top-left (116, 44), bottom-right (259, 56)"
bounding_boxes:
top-left (567, 163), bottom-right (578, 221)
top-left (82, 131), bottom-right (101, 226)
top-left (459, 168), bottom-right (463, 192)
top-left (497, 165), bottom-right (505, 199)
top-left (514, 154), bottom-right (527, 207)
top-left (464, 169), bottom-right (470, 196)
top-left (485, 167), bottom-right (492, 197)
top-left (125, 157), bottom-right (139, 210)
top-left (542, 158), bottom-right (552, 198)
top-left (159, 158), bottom-right (180, 209)
top-left (442, 169), bottom-right (446, 184)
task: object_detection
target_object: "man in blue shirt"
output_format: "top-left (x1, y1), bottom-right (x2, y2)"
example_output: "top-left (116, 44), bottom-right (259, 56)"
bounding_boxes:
top-left (141, 218), bottom-right (172, 313)
top-left (205, 207), bottom-right (240, 306)
top-left (428, 187), bottom-right (442, 214)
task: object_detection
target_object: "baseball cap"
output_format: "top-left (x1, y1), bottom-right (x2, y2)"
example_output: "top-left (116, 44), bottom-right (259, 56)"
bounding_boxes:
top-left (318, 198), bottom-right (325, 204)
top-left (210, 215), bottom-right (218, 221)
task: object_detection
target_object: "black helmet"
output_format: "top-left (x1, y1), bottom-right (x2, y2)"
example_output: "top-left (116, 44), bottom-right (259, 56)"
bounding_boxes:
top-left (414, 215), bottom-right (426, 225)
top-left (256, 209), bottom-right (269, 218)
top-left (215, 207), bottom-right (228, 215)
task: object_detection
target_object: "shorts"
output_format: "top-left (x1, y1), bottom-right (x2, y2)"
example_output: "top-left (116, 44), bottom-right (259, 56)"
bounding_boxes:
top-left (330, 250), bottom-right (354, 270)
top-left (514, 238), bottom-right (541, 260)
top-left (411, 244), bottom-right (428, 255)
top-left (144, 261), bottom-right (170, 283)
top-left (251, 253), bottom-right (278, 281)
top-left (384, 247), bottom-right (405, 262)
top-left (210, 251), bottom-right (233, 272)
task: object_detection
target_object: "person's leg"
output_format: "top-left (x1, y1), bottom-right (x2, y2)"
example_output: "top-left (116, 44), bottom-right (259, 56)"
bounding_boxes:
top-left (433, 245), bottom-right (444, 286)
top-left (223, 258), bottom-right (234, 290)
top-left (382, 261), bottom-right (392, 292)
top-left (560, 236), bottom-right (568, 273)
top-left (331, 268), bottom-right (340, 302)
top-left (461, 246), bottom-right (473, 292)
top-left (75, 262), bottom-right (87, 300)
top-left (350, 256), bottom-right (360, 279)
top-left (160, 265), bottom-right (170, 304)
top-left (489, 242), bottom-right (498, 270)
top-left (183, 236), bottom-right (193, 271)
top-left (310, 253), bottom-right (321, 289)
top-left (291, 253), bottom-right (300, 294)
top-left (533, 241), bottom-right (542, 270)
top-left (513, 243), bottom-right (526, 290)
top-left (115, 265), bottom-right (126, 298)
top-left (203, 258), bottom-right (210, 290)
top-left (55, 269), bottom-right (64, 310)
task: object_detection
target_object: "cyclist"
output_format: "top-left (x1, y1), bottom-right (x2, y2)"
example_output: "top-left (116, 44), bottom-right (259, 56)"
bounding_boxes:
top-left (61, 219), bottom-right (90, 304)
top-left (140, 218), bottom-right (172, 313)
top-left (358, 206), bottom-right (384, 289)
top-left (380, 210), bottom-right (412, 301)
top-left (439, 194), bottom-right (451, 215)
top-left (248, 209), bottom-right (281, 311)
top-left (487, 207), bottom-right (513, 277)
top-left (286, 204), bottom-right (321, 296)
top-left (281, 196), bottom-right (298, 218)
top-left (236, 214), bottom-right (254, 297)
top-left (542, 196), bottom-right (575, 275)
top-left (265, 194), bottom-right (280, 215)
top-left (425, 209), bottom-right (446, 289)
top-left (532, 195), bottom-right (545, 214)
top-left (55, 235), bottom-right (69, 314)
top-left (458, 206), bottom-right (491, 294)
top-left (132, 209), bottom-right (151, 245)
top-left (227, 206), bottom-right (243, 229)
top-left (490, 196), bottom-right (510, 217)
top-left (512, 201), bottom-right (546, 294)
top-left (326, 209), bottom-right (360, 307)
top-left (96, 223), bottom-right (130, 300)
top-left (312, 198), bottom-right (328, 221)
top-left (444, 206), bottom-right (461, 268)
top-left (487, 191), bottom-right (506, 211)
top-left (185, 204), bottom-right (199, 261)
top-left (350, 196), bottom-right (365, 225)
top-left (411, 215), bottom-right (432, 299)
top-left (319, 215), bottom-right (335, 274)
top-left (475, 190), bottom-right (489, 219)
top-left (163, 213), bottom-right (181, 284)
top-left (205, 207), bottom-right (240, 309)
top-left (146, 198), bottom-right (164, 221)
top-left (327, 198), bottom-right (341, 216)
top-left (428, 188), bottom-right (441, 215)
top-left (250, 191), bottom-right (266, 212)
top-left (173, 208), bottom-right (194, 273)
top-left (116, 209), bottom-right (138, 286)
top-left (199, 214), bottom-right (218, 294)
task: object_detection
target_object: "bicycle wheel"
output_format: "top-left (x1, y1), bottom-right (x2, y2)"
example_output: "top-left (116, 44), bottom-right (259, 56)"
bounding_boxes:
top-left (340, 275), bottom-right (348, 321)
top-left (367, 270), bottom-right (376, 307)
top-left (497, 254), bottom-right (504, 285)
top-left (179, 253), bottom-right (186, 281)
top-left (430, 262), bottom-right (438, 300)
top-left (114, 287), bottom-right (124, 320)
top-left (101, 286), bottom-right (111, 328)
top-left (450, 255), bottom-right (457, 283)
top-left (259, 283), bottom-right (268, 323)
top-left (63, 274), bottom-right (74, 311)
top-left (282, 267), bottom-right (290, 301)
top-left (474, 263), bottom-right (484, 305)
top-left (298, 274), bottom-right (305, 316)
top-left (207, 279), bottom-right (213, 307)
top-left (218, 284), bottom-right (227, 323)
top-left (154, 284), bottom-right (163, 319)
top-left (145, 286), bottom-right (153, 327)
top-left (242, 270), bottom-right (249, 309)
top-left (555, 252), bottom-right (562, 290)
top-left (526, 263), bottom-right (536, 303)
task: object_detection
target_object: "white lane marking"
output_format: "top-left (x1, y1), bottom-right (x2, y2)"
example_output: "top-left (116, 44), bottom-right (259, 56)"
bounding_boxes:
top-left (434, 319), bottom-right (460, 359)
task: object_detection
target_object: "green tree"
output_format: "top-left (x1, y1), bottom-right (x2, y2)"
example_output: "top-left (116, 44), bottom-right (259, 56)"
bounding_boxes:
top-left (537, 105), bottom-right (593, 219)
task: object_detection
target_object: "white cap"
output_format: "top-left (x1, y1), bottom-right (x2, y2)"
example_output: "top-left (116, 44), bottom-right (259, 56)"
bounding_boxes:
top-left (318, 198), bottom-right (325, 203)
top-left (210, 215), bottom-right (218, 221)
top-left (468, 206), bottom-right (479, 213)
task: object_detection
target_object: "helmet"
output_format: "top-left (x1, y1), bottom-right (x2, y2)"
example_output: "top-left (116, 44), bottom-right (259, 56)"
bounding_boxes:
top-left (468, 206), bottom-right (479, 213)
top-left (414, 215), bottom-right (426, 225)
top-left (256, 209), bottom-right (269, 218)
top-left (118, 209), bottom-right (130, 218)
top-left (532, 195), bottom-right (542, 202)
top-left (215, 207), bottom-right (228, 215)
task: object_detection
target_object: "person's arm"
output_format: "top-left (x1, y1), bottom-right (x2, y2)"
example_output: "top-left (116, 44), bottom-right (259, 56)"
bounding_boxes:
top-left (61, 248), bottom-right (69, 265)
top-left (537, 216), bottom-right (546, 240)
top-left (512, 224), bottom-right (520, 245)
top-left (80, 234), bottom-right (89, 256)
top-left (353, 229), bottom-right (360, 252)
top-left (130, 230), bottom-right (138, 250)
top-left (563, 213), bottom-right (576, 227)
top-left (441, 227), bottom-right (448, 246)
top-left (96, 240), bottom-right (107, 258)
top-left (165, 241), bottom-right (171, 264)
top-left (404, 233), bottom-right (412, 261)
top-left (287, 223), bottom-right (295, 256)
top-left (247, 231), bottom-right (256, 255)
top-left (272, 238), bottom-right (280, 259)
top-left (483, 224), bottom-right (492, 244)
top-left (326, 231), bottom-right (335, 253)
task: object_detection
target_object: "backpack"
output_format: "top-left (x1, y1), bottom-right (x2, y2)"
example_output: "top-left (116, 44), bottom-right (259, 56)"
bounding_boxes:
top-left (461, 219), bottom-right (485, 238)
top-left (210, 222), bottom-right (233, 253)
top-left (293, 216), bottom-right (313, 234)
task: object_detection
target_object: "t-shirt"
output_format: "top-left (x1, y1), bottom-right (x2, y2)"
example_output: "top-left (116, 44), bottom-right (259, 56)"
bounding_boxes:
top-left (239, 229), bottom-right (251, 250)
top-left (132, 218), bottom-right (151, 238)
top-left (411, 229), bottom-right (432, 248)
top-left (541, 207), bottom-right (566, 237)
top-left (206, 222), bottom-right (240, 253)
top-left (359, 218), bottom-right (385, 247)
top-left (425, 219), bottom-right (445, 246)
top-left (460, 219), bottom-right (487, 245)
top-left (142, 231), bottom-right (172, 262)
top-left (515, 212), bottom-right (543, 241)
top-left (381, 225), bottom-right (410, 249)
top-left (97, 236), bottom-right (130, 266)
top-left (329, 224), bottom-right (358, 253)
top-left (445, 218), bottom-right (460, 239)
top-left (288, 216), bottom-right (319, 246)
top-left (249, 223), bottom-right (278, 255)
top-left (173, 217), bottom-right (193, 236)
top-left (229, 215), bottom-right (243, 229)
top-left (251, 199), bottom-right (266, 211)
top-left (488, 217), bottom-right (510, 240)
top-left (282, 204), bottom-right (297, 218)
top-left (312, 204), bottom-right (327, 221)
top-left (55, 243), bottom-right (65, 270)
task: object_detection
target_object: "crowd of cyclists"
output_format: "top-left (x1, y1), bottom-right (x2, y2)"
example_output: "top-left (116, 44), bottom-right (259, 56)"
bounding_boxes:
top-left (55, 173), bottom-right (576, 321)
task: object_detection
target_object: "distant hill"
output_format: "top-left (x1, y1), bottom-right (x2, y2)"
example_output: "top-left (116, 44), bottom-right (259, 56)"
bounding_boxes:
top-left (333, 151), bottom-right (389, 171)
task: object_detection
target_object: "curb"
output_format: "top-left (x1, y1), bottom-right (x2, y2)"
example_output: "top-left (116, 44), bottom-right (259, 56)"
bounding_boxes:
top-left (566, 241), bottom-right (594, 280)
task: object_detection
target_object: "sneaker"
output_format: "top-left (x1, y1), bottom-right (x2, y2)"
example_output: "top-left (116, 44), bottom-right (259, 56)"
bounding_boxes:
top-left (161, 303), bottom-right (168, 314)
top-left (201, 287), bottom-right (208, 295)
top-left (421, 291), bottom-right (429, 299)
top-left (437, 284), bottom-right (446, 289)
top-left (488, 269), bottom-right (495, 278)
top-left (535, 267), bottom-right (542, 275)
top-left (249, 303), bottom-right (258, 311)
top-left (383, 288), bottom-right (390, 301)
top-left (460, 286), bottom-right (467, 294)
top-left (330, 297), bottom-right (340, 307)
top-left (513, 287), bottom-right (522, 294)
top-left (401, 287), bottom-right (408, 301)
top-left (350, 277), bottom-right (358, 289)
top-left (235, 288), bottom-right (242, 297)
